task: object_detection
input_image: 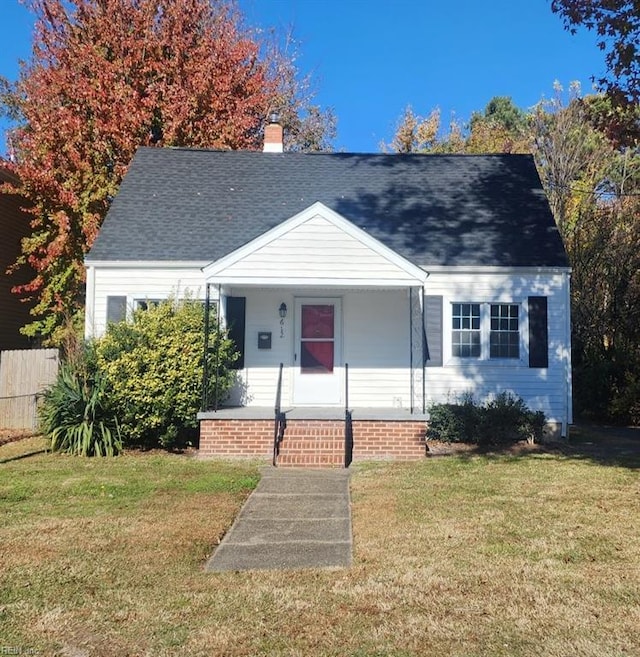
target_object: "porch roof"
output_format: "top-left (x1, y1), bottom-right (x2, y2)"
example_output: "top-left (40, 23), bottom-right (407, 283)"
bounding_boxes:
top-left (203, 202), bottom-right (428, 288)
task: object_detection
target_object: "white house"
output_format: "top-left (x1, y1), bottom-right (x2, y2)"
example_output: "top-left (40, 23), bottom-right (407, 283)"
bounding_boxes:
top-left (85, 122), bottom-right (571, 466)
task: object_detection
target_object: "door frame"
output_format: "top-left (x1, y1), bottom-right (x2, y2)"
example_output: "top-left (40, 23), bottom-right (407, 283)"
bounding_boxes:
top-left (291, 296), bottom-right (343, 405)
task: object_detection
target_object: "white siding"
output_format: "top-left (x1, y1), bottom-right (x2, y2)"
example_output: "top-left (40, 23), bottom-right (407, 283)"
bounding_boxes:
top-left (424, 271), bottom-right (571, 425)
top-left (86, 265), bottom-right (207, 337)
top-left (236, 289), bottom-right (293, 406)
top-left (85, 263), bottom-right (571, 427)
top-left (210, 214), bottom-right (423, 285)
top-left (220, 273), bottom-right (571, 423)
top-left (342, 289), bottom-right (412, 408)
top-left (228, 287), bottom-right (412, 408)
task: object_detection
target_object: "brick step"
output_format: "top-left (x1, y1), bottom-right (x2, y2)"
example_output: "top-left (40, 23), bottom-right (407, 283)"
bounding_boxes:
top-left (277, 452), bottom-right (344, 468)
top-left (277, 430), bottom-right (345, 468)
top-left (283, 430), bottom-right (344, 438)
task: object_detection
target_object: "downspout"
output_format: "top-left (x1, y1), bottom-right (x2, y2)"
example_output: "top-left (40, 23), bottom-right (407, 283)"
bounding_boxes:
top-left (84, 265), bottom-right (95, 339)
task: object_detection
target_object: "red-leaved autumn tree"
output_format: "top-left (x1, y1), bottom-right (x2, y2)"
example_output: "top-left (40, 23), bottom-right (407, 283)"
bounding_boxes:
top-left (0, 0), bottom-right (335, 341)
top-left (550, 0), bottom-right (639, 105)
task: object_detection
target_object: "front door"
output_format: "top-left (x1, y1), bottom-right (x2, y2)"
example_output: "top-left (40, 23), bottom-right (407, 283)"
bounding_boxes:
top-left (293, 298), bottom-right (342, 405)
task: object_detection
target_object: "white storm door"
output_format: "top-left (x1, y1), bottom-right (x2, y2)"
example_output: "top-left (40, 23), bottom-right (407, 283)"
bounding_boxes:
top-left (292, 298), bottom-right (342, 405)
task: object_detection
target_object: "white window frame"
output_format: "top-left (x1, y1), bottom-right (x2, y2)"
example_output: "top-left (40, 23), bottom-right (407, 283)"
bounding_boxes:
top-left (445, 300), bottom-right (528, 365)
top-left (133, 298), bottom-right (164, 312)
top-left (489, 303), bottom-right (521, 359)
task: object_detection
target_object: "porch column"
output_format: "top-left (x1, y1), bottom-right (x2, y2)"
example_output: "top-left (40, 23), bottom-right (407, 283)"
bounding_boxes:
top-left (409, 285), bottom-right (427, 414)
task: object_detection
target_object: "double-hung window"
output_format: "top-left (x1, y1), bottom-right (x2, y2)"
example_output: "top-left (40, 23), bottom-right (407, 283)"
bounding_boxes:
top-left (452, 303), bottom-right (481, 357)
top-left (490, 304), bottom-right (520, 358)
top-left (451, 302), bottom-right (521, 360)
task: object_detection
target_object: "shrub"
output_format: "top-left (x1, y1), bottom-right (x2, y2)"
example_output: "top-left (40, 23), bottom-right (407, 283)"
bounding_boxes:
top-left (427, 392), bottom-right (545, 445)
top-left (39, 359), bottom-right (122, 457)
top-left (95, 298), bottom-right (236, 449)
top-left (425, 394), bottom-right (479, 443)
top-left (478, 392), bottom-right (545, 445)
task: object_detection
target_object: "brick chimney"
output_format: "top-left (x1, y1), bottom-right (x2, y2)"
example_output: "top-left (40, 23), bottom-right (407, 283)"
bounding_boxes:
top-left (263, 113), bottom-right (283, 153)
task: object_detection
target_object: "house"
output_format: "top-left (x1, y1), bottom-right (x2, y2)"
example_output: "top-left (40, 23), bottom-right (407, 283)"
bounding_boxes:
top-left (0, 167), bottom-right (35, 351)
top-left (84, 121), bottom-right (572, 465)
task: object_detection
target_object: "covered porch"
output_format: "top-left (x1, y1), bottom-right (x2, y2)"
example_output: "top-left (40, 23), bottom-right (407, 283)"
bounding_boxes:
top-left (198, 201), bottom-right (431, 466)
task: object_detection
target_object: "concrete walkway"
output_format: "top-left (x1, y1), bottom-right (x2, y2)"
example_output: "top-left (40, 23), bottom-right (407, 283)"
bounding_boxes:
top-left (206, 467), bottom-right (352, 572)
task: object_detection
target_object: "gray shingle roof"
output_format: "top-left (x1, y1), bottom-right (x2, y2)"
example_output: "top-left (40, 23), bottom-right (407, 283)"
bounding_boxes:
top-left (86, 147), bottom-right (569, 268)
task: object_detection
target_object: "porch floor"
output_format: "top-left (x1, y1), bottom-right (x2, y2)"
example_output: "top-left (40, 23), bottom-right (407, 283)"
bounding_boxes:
top-left (198, 406), bottom-right (428, 421)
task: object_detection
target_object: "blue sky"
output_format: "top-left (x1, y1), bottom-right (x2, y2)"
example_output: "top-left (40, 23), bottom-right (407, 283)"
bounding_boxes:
top-left (0, 0), bottom-right (607, 155)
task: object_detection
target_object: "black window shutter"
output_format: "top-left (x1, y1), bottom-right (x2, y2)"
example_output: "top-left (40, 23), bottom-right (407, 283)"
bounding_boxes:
top-left (528, 296), bottom-right (548, 368)
top-left (424, 295), bottom-right (443, 367)
top-left (225, 296), bottom-right (246, 370)
top-left (106, 296), bottom-right (126, 324)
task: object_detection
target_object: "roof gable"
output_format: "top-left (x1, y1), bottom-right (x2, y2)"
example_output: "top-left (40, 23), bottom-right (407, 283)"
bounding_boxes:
top-left (203, 201), bottom-right (428, 286)
top-left (86, 149), bottom-right (569, 269)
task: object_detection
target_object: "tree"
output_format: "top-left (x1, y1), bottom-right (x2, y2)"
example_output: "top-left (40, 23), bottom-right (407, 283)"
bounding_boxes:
top-left (0, 0), bottom-right (334, 342)
top-left (470, 96), bottom-right (527, 133)
top-left (551, 0), bottom-right (640, 104)
top-left (531, 82), bottom-right (609, 234)
top-left (530, 83), bottom-right (640, 423)
top-left (582, 93), bottom-right (640, 148)
top-left (266, 31), bottom-right (337, 153)
top-left (384, 105), bottom-right (465, 154)
top-left (385, 97), bottom-right (530, 155)
top-left (466, 96), bottom-right (531, 154)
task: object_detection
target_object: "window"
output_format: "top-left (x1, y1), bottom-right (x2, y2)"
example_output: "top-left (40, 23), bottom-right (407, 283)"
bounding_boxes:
top-left (452, 303), bottom-right (480, 357)
top-left (135, 299), bottom-right (163, 311)
top-left (490, 304), bottom-right (519, 358)
top-left (106, 296), bottom-right (126, 324)
top-left (451, 302), bottom-right (521, 360)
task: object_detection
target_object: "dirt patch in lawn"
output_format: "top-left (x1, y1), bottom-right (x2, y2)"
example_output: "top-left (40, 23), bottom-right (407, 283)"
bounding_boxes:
top-left (0, 428), bottom-right (35, 446)
top-left (559, 422), bottom-right (640, 466)
top-left (426, 421), bottom-right (640, 467)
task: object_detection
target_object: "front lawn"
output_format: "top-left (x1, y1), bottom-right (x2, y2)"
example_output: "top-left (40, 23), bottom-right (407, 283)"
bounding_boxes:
top-left (1, 438), bottom-right (639, 656)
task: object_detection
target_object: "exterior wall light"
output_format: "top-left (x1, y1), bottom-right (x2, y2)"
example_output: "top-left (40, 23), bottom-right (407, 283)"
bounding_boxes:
top-left (279, 302), bottom-right (287, 318)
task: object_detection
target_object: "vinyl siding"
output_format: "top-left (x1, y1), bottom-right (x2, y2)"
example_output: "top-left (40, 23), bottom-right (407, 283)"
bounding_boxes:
top-left (228, 287), bottom-right (412, 408)
top-left (342, 289), bottom-right (411, 408)
top-left (86, 265), bottom-right (206, 337)
top-left (85, 263), bottom-right (570, 425)
top-left (423, 271), bottom-right (571, 424)
top-left (210, 214), bottom-right (423, 284)
top-left (232, 289), bottom-right (293, 406)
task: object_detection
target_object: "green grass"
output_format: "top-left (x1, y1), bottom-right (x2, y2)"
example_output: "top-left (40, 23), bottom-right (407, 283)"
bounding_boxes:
top-left (1, 442), bottom-right (639, 656)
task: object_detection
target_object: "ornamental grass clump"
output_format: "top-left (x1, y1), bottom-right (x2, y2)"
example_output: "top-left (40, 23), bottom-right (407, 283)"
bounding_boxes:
top-left (39, 362), bottom-right (122, 457)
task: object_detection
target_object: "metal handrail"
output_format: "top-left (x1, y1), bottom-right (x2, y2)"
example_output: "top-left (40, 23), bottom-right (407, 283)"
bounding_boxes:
top-left (272, 363), bottom-right (286, 466)
top-left (344, 362), bottom-right (353, 467)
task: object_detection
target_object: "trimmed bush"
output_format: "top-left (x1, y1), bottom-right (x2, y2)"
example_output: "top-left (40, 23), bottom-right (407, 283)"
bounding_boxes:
top-left (478, 392), bottom-right (545, 445)
top-left (425, 394), bottom-right (478, 443)
top-left (427, 392), bottom-right (545, 445)
top-left (95, 298), bottom-right (236, 449)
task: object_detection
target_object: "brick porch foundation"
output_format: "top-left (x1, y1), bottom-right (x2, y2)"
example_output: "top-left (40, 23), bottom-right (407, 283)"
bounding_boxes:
top-left (199, 417), bottom-right (427, 466)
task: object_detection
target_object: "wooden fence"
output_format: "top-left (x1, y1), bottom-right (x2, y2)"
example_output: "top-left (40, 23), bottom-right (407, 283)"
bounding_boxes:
top-left (0, 348), bottom-right (59, 430)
